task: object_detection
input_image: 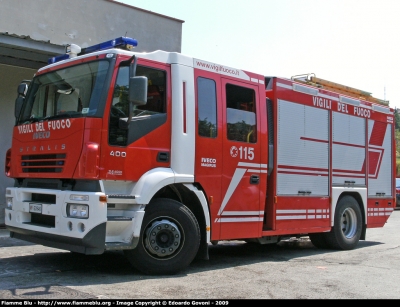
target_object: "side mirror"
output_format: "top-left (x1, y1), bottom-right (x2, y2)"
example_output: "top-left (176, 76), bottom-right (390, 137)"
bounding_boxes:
top-left (17, 83), bottom-right (28, 96)
top-left (118, 117), bottom-right (129, 130)
top-left (15, 97), bottom-right (24, 118)
top-left (15, 82), bottom-right (29, 119)
top-left (129, 76), bottom-right (148, 106)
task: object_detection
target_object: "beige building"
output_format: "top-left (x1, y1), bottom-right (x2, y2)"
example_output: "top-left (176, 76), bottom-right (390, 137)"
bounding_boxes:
top-left (0, 0), bottom-right (183, 225)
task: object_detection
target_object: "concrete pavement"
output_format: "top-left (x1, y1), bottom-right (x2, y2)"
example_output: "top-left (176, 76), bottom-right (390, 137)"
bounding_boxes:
top-left (0, 226), bottom-right (9, 238)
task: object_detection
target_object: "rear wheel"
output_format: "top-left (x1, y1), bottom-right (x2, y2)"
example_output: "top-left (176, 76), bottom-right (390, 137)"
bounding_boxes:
top-left (309, 233), bottom-right (329, 249)
top-left (324, 195), bottom-right (362, 250)
top-left (124, 198), bottom-right (200, 275)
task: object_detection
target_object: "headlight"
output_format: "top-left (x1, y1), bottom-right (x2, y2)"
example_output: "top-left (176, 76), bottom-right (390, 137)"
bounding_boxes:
top-left (67, 204), bottom-right (89, 219)
top-left (70, 194), bottom-right (89, 201)
top-left (6, 197), bottom-right (13, 209)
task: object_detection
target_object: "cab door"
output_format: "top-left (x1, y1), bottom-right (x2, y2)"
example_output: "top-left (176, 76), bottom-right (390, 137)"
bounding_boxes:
top-left (102, 59), bottom-right (171, 182)
top-left (218, 78), bottom-right (265, 239)
top-left (194, 72), bottom-right (223, 240)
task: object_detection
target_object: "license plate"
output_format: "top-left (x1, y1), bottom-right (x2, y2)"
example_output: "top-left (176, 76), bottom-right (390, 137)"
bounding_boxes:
top-left (29, 203), bottom-right (42, 214)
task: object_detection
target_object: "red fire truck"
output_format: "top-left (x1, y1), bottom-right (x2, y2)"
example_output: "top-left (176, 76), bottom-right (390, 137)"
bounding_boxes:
top-left (4, 37), bottom-right (395, 275)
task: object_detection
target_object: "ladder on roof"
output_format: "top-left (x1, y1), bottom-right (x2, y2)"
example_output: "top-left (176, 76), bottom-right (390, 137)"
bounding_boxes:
top-left (291, 73), bottom-right (389, 106)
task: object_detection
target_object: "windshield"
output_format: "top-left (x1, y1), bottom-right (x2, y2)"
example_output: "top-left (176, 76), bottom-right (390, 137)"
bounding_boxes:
top-left (18, 60), bottom-right (110, 124)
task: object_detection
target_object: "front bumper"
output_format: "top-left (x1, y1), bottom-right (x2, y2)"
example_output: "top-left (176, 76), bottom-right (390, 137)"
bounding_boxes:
top-left (5, 187), bottom-right (108, 254)
top-left (7, 222), bottom-right (106, 255)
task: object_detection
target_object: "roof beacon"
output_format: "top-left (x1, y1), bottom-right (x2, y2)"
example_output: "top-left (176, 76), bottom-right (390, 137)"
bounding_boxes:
top-left (67, 44), bottom-right (81, 58)
top-left (48, 37), bottom-right (138, 64)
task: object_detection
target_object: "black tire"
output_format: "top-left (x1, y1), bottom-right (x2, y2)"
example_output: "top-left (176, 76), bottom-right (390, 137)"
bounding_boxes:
top-left (124, 198), bottom-right (200, 275)
top-left (324, 195), bottom-right (362, 250)
top-left (309, 233), bottom-right (329, 249)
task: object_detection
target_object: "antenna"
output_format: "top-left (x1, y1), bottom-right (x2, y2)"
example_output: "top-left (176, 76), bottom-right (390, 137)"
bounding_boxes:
top-left (384, 86), bottom-right (386, 102)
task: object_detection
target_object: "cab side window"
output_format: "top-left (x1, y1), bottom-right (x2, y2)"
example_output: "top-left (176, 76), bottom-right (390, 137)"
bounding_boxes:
top-left (134, 66), bottom-right (166, 116)
top-left (197, 77), bottom-right (217, 138)
top-left (226, 83), bottom-right (257, 143)
top-left (109, 65), bottom-right (166, 146)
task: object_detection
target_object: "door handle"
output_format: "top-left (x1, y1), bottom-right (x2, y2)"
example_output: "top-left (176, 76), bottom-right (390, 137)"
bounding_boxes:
top-left (250, 175), bottom-right (259, 184)
top-left (157, 152), bottom-right (169, 162)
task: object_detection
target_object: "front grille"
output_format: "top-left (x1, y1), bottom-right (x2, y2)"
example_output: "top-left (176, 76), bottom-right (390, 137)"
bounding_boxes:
top-left (26, 213), bottom-right (56, 228)
top-left (32, 193), bottom-right (56, 203)
top-left (21, 154), bottom-right (66, 173)
top-left (25, 181), bottom-right (60, 189)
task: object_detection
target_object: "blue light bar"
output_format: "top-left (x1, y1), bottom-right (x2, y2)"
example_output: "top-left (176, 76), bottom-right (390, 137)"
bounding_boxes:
top-left (47, 37), bottom-right (138, 64)
top-left (82, 37), bottom-right (138, 54)
top-left (48, 54), bottom-right (70, 64)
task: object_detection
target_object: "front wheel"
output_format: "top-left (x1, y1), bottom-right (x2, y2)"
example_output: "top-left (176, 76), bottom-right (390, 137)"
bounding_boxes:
top-left (324, 195), bottom-right (362, 250)
top-left (124, 198), bottom-right (201, 275)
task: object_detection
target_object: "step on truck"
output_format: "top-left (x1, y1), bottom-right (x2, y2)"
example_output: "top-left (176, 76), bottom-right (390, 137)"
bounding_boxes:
top-left (4, 37), bottom-right (396, 275)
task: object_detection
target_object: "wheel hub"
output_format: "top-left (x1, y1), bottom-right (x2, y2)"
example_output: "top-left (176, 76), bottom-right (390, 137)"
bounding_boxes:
top-left (144, 219), bottom-right (181, 257)
top-left (341, 208), bottom-right (357, 239)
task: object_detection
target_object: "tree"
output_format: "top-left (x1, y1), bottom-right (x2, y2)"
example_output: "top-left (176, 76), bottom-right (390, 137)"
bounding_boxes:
top-left (394, 108), bottom-right (400, 176)
top-left (395, 107), bottom-right (400, 130)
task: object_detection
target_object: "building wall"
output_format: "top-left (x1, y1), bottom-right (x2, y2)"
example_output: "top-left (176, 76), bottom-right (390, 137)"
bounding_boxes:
top-left (0, 0), bottom-right (183, 52)
top-left (0, 0), bottom-right (183, 225)
top-left (0, 66), bottom-right (37, 225)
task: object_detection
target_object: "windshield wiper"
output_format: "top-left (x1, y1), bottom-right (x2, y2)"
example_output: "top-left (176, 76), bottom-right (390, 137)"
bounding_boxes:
top-left (22, 116), bottom-right (40, 124)
top-left (22, 112), bottom-right (81, 124)
top-left (43, 112), bottom-right (73, 121)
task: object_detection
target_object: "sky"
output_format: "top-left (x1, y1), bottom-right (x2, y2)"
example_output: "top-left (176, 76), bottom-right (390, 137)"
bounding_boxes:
top-left (117, 0), bottom-right (400, 110)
